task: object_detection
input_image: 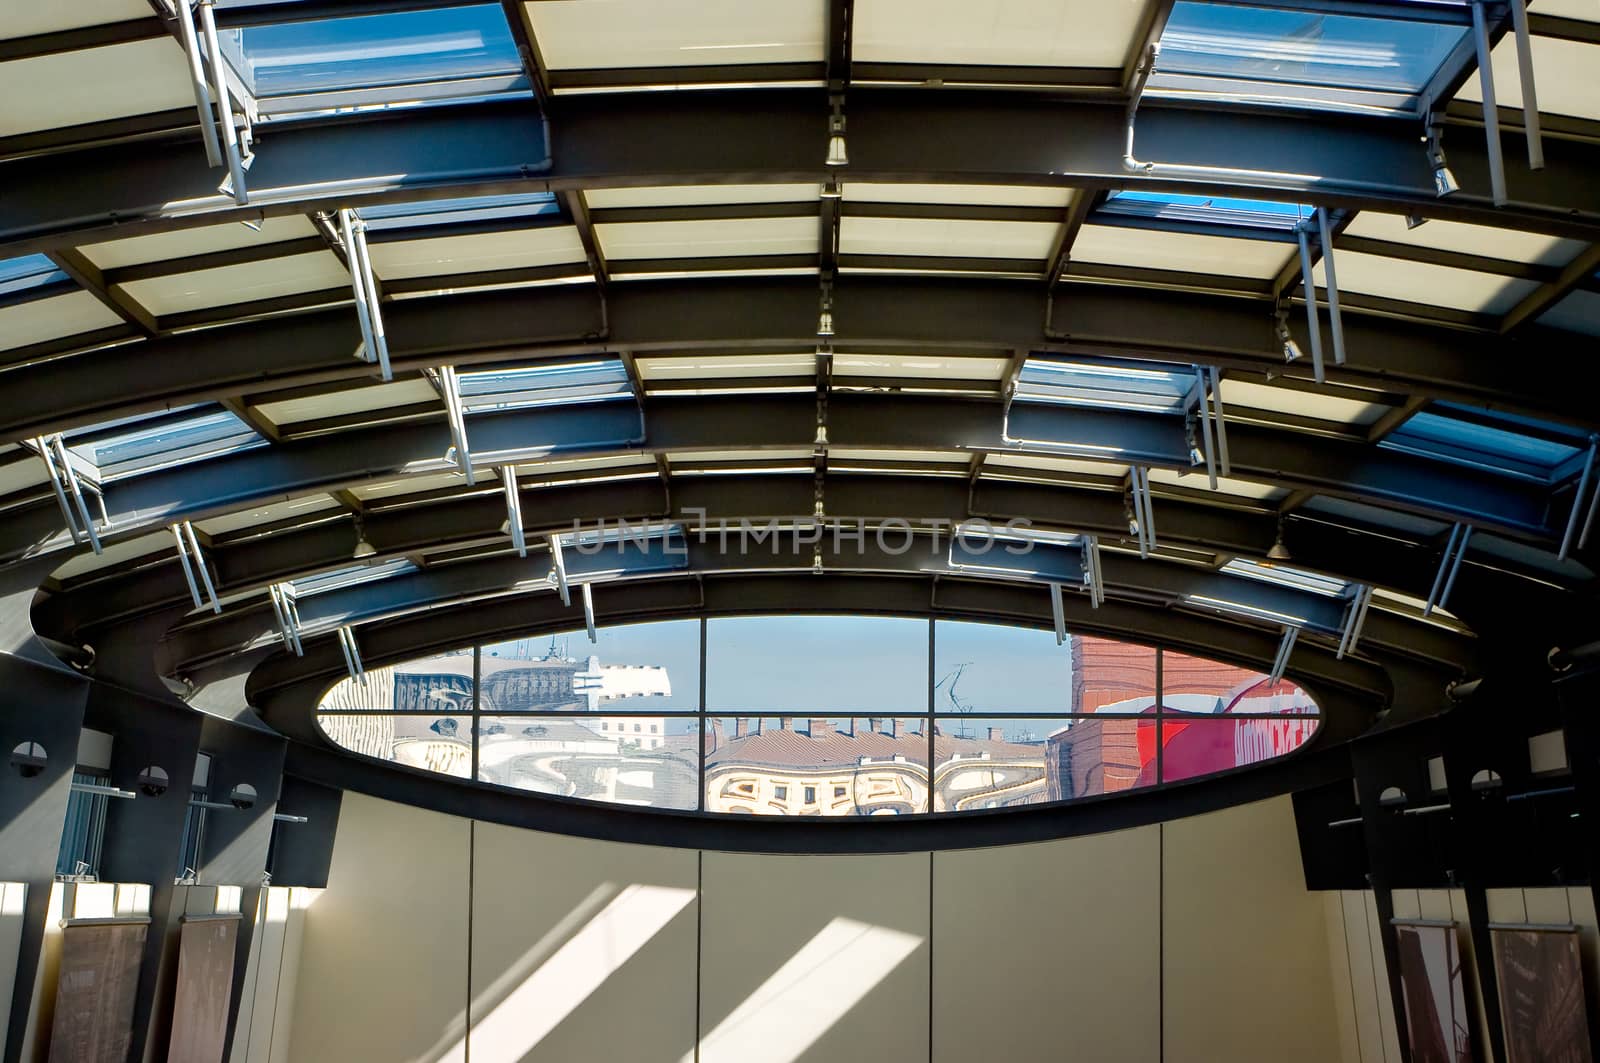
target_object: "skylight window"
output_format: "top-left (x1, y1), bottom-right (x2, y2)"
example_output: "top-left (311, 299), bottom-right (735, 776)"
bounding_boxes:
top-left (1100, 191), bottom-right (1308, 232)
top-left (356, 192), bottom-right (560, 233)
top-left (457, 359), bottom-right (633, 414)
top-left (291, 558), bottom-right (418, 598)
top-left (1014, 357), bottom-right (1195, 413)
top-left (0, 254), bottom-right (69, 299)
top-left (63, 405), bottom-right (266, 483)
top-left (1222, 558), bottom-right (1349, 598)
top-left (1380, 402), bottom-right (1589, 483)
top-left (1150, 1), bottom-right (1471, 115)
top-left (217, 5), bottom-right (529, 117)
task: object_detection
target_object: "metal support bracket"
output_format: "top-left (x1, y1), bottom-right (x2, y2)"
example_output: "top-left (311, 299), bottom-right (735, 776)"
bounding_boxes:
top-left (1337, 584), bottom-right (1375, 660)
top-left (336, 625), bottom-right (366, 686)
top-left (170, 520), bottom-right (221, 614)
top-left (1425, 523), bottom-right (1473, 617)
top-left (1268, 625), bottom-right (1300, 685)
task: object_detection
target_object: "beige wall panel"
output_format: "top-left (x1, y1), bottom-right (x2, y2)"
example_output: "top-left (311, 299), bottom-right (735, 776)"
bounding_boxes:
top-left (1163, 797), bottom-right (1340, 1063)
top-left (0, 883), bottom-right (23, 1053)
top-left (932, 825), bottom-right (1159, 1063)
top-left (286, 794), bottom-right (470, 1063)
top-left (699, 851), bottom-right (929, 1063)
top-left (468, 823), bottom-right (698, 1063)
top-left (1322, 892), bottom-right (1362, 1063)
top-left (1361, 891), bottom-right (1402, 1062)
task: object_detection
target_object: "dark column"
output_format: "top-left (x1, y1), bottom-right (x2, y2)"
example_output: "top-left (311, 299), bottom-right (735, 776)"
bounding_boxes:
top-left (0, 652), bottom-right (89, 1063)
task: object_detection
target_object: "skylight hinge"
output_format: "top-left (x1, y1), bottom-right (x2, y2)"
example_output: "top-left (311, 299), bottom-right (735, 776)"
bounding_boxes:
top-left (194, 0), bottom-right (250, 205)
top-left (1336, 585), bottom-right (1375, 660)
top-left (1558, 436), bottom-right (1599, 561)
top-left (1081, 534), bottom-right (1105, 609)
top-left (170, 520), bottom-right (221, 614)
top-left (34, 435), bottom-right (104, 555)
top-left (1274, 302), bottom-right (1304, 365)
top-left (501, 464), bottom-right (527, 557)
top-left (1425, 523), bottom-right (1473, 617)
top-left (336, 625), bottom-right (367, 686)
top-left (1128, 467), bottom-right (1156, 557)
top-left (437, 365), bottom-right (475, 485)
top-left (1268, 625), bottom-right (1300, 686)
top-left (339, 209), bottom-right (392, 382)
top-left (268, 583), bottom-right (304, 657)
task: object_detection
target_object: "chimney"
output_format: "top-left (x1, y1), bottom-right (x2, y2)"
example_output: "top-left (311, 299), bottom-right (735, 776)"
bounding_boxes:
top-left (707, 719), bottom-right (724, 753)
top-left (988, 727), bottom-right (1006, 742)
top-left (810, 718), bottom-right (833, 737)
top-left (779, 716), bottom-right (795, 731)
top-left (867, 717), bottom-right (882, 734)
top-left (891, 718), bottom-right (903, 738)
top-left (734, 718), bottom-right (747, 738)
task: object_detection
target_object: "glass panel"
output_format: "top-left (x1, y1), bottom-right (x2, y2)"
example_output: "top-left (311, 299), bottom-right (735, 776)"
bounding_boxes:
top-left (317, 649), bottom-right (475, 712)
top-left (1220, 558), bottom-right (1350, 598)
top-left (705, 717), bottom-right (928, 815)
top-left (1014, 357), bottom-right (1194, 412)
top-left (0, 253), bottom-right (69, 298)
top-left (479, 715), bottom-right (699, 808)
top-left (318, 714), bottom-right (473, 778)
top-left (64, 405), bottom-right (266, 481)
top-left (357, 192), bottom-right (561, 232)
top-left (1380, 403), bottom-right (1588, 483)
top-left (931, 717), bottom-right (1058, 811)
top-left (1160, 716), bottom-right (1320, 783)
top-left (1160, 649), bottom-right (1320, 715)
top-left (291, 558), bottom-right (418, 598)
top-left (1101, 190), bottom-right (1308, 232)
top-left (933, 619), bottom-right (1071, 714)
top-left (480, 620), bottom-right (700, 712)
top-left (457, 358), bottom-right (633, 413)
top-left (1154, 2), bottom-right (1469, 109)
top-left (217, 5), bottom-right (524, 98)
top-left (1074, 635), bottom-right (1159, 715)
top-left (705, 615), bottom-right (928, 714)
top-left (1041, 717), bottom-right (1160, 801)
top-left (56, 771), bottom-right (110, 878)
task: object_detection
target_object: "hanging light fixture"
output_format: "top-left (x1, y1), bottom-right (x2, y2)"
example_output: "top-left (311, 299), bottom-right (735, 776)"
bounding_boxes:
top-left (1267, 518), bottom-right (1292, 561)
top-left (826, 98), bottom-right (848, 167)
top-left (352, 515), bottom-right (377, 559)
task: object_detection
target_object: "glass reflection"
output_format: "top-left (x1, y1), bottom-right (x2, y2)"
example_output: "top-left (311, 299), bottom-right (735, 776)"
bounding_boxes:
top-left (478, 715), bottom-right (699, 808)
top-left (705, 718), bottom-right (928, 815)
top-left (481, 620), bottom-right (699, 712)
top-left (931, 718), bottom-right (1057, 812)
top-left (1160, 649), bottom-right (1319, 715)
top-left (706, 616), bottom-right (927, 713)
top-left (1160, 716), bottom-right (1320, 784)
top-left (318, 714), bottom-right (472, 778)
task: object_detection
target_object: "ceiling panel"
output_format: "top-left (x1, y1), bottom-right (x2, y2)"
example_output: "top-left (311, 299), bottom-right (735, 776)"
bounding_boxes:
top-left (844, 183), bottom-right (1074, 208)
top-left (79, 216), bottom-right (320, 271)
top-left (1070, 225), bottom-right (1294, 280)
top-left (1, 0), bottom-right (155, 40)
top-left (1314, 253), bottom-right (1540, 315)
top-left (983, 453), bottom-right (1127, 477)
top-left (597, 217), bottom-right (818, 260)
top-left (1539, 289), bottom-right (1600, 336)
top-left (50, 531), bottom-right (171, 582)
top-left (853, 0), bottom-right (1148, 69)
top-left (257, 379), bottom-right (441, 427)
top-left (1343, 212), bottom-right (1584, 267)
top-left (1147, 468), bottom-right (1288, 501)
top-left (367, 227), bottom-right (588, 280)
top-left (833, 352), bottom-right (1008, 379)
top-left (585, 184), bottom-right (823, 208)
top-left (1457, 35), bottom-right (1600, 119)
top-left (840, 217), bottom-right (1059, 260)
top-left (353, 471), bottom-right (479, 501)
top-left (0, 38), bottom-right (191, 137)
top-left (636, 352), bottom-right (816, 380)
top-left (0, 291), bottom-right (124, 353)
top-left (526, 0), bottom-right (825, 69)
top-left (195, 495), bottom-right (342, 536)
top-left (1219, 379), bottom-right (1388, 426)
top-left (117, 251), bottom-right (350, 316)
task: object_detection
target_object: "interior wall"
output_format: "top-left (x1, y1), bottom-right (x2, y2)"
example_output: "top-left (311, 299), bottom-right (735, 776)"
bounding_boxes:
top-left (0, 884), bottom-right (22, 1053)
top-left (231, 886), bottom-right (317, 1063)
top-left (286, 792), bottom-right (1344, 1063)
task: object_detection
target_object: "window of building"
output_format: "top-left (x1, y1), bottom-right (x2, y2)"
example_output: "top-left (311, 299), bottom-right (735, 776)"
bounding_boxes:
top-left (834, 786), bottom-right (847, 798)
top-left (216, 4), bottom-right (530, 120)
top-left (56, 771), bottom-right (111, 878)
top-left (804, 786), bottom-right (817, 804)
top-left (456, 358), bottom-right (634, 414)
top-left (774, 785), bottom-right (789, 800)
top-left (1150, 1), bottom-right (1472, 115)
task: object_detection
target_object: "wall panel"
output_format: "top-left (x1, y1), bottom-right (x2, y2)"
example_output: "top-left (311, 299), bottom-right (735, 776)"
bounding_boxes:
top-left (931, 826), bottom-right (1160, 1063)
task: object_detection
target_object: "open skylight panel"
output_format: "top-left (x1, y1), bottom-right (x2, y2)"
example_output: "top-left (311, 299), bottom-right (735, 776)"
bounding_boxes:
top-left (356, 193), bottom-right (560, 232)
top-left (216, 5), bottom-right (529, 117)
top-left (63, 405), bottom-right (266, 482)
top-left (0, 255), bottom-right (69, 299)
top-left (1014, 358), bottom-right (1195, 413)
top-left (1221, 558), bottom-right (1349, 597)
top-left (1099, 191), bottom-right (1307, 233)
top-left (1379, 403), bottom-right (1589, 484)
top-left (456, 359), bottom-right (633, 414)
top-left (1149, 1), bottom-right (1472, 115)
